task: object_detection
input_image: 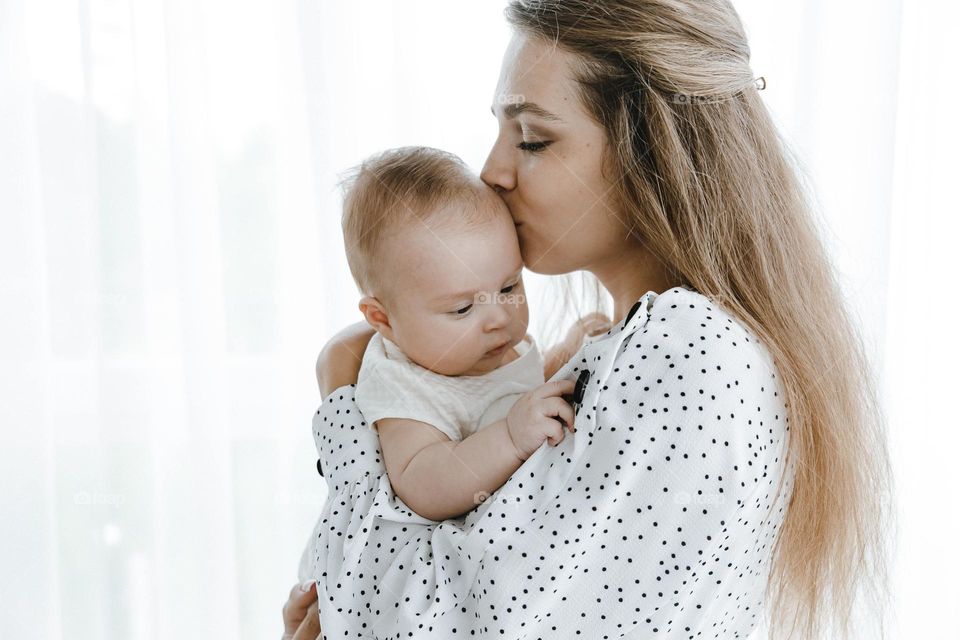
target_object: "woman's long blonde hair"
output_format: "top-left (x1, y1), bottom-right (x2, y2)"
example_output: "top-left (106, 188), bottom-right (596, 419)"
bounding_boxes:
top-left (505, 1), bottom-right (896, 639)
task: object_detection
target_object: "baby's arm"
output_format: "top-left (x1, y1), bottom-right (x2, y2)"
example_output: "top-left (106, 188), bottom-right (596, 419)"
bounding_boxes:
top-left (376, 379), bottom-right (577, 521)
top-left (375, 416), bottom-right (523, 521)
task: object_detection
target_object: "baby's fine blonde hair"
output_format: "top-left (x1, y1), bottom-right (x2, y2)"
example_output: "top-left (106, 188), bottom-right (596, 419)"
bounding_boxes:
top-left (339, 146), bottom-right (501, 306)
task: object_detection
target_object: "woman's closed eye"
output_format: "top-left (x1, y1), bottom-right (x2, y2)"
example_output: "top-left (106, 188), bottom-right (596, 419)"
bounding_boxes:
top-left (516, 122), bottom-right (553, 153)
top-left (517, 140), bottom-right (551, 153)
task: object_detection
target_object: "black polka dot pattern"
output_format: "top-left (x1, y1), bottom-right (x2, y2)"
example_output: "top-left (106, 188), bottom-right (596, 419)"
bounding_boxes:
top-left (297, 286), bottom-right (796, 639)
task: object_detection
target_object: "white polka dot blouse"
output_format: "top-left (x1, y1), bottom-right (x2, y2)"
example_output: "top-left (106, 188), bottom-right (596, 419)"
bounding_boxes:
top-left (298, 285), bottom-right (796, 639)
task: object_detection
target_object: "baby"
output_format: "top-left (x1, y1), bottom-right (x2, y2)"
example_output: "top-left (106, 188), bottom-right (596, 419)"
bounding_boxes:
top-left (339, 146), bottom-right (607, 522)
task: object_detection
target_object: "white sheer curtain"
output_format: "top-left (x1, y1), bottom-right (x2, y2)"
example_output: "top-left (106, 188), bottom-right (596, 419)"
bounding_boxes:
top-left (0, 0), bottom-right (954, 637)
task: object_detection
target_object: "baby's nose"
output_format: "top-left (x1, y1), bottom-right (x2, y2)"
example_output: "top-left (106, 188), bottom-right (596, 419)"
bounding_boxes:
top-left (484, 300), bottom-right (511, 330)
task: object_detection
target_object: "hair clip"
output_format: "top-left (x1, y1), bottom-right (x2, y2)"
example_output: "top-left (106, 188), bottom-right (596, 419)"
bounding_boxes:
top-left (754, 76), bottom-right (767, 91)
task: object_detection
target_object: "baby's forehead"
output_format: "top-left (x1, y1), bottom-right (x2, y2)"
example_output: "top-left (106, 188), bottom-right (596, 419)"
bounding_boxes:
top-left (384, 206), bottom-right (520, 292)
top-left (406, 191), bottom-right (512, 245)
top-left (394, 217), bottom-right (510, 269)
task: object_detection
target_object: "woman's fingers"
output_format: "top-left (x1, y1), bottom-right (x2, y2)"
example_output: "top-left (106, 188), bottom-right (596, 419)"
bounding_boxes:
top-left (575, 313), bottom-right (613, 336)
top-left (579, 312), bottom-right (612, 335)
top-left (282, 581), bottom-right (317, 639)
top-left (291, 599), bottom-right (321, 640)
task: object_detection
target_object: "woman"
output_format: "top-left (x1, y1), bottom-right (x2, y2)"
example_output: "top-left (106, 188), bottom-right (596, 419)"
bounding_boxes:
top-left (284, 1), bottom-right (893, 638)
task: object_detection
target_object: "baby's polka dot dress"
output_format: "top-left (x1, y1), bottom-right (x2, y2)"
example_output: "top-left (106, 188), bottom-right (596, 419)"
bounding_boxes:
top-left (298, 285), bottom-right (796, 639)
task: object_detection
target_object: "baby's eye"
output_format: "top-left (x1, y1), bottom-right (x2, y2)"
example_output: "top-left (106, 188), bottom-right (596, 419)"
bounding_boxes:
top-left (500, 284), bottom-right (515, 293)
top-left (452, 304), bottom-right (473, 316)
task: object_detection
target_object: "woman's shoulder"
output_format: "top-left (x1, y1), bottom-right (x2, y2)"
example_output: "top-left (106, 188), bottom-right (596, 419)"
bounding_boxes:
top-left (603, 286), bottom-right (791, 473)
top-left (646, 285), bottom-right (736, 327)
top-left (646, 285), bottom-right (763, 346)
top-left (619, 285), bottom-right (781, 388)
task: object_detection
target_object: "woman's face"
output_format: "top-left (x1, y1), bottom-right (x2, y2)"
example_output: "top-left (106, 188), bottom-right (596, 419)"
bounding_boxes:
top-left (481, 32), bottom-right (629, 275)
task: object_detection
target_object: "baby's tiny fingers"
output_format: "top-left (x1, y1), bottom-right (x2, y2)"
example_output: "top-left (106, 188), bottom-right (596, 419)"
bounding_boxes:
top-left (547, 397), bottom-right (575, 432)
top-left (563, 406), bottom-right (576, 433)
top-left (540, 378), bottom-right (576, 398)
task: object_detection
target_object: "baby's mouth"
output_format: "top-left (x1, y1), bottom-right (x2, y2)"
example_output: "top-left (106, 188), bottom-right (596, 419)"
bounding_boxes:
top-left (486, 341), bottom-right (509, 356)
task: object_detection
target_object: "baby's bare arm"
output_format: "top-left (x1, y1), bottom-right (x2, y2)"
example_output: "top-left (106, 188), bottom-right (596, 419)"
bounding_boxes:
top-left (376, 417), bottom-right (525, 522)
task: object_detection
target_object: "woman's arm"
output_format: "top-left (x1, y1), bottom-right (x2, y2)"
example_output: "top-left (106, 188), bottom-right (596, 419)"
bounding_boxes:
top-left (284, 323), bottom-right (372, 639)
top-left (293, 288), bottom-right (793, 635)
top-left (315, 322), bottom-right (375, 400)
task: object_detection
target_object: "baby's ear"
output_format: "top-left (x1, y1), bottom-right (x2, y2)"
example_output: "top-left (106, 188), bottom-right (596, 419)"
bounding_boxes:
top-left (359, 296), bottom-right (396, 342)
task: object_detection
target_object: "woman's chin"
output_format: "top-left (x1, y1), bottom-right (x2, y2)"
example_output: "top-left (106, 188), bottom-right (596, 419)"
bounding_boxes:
top-left (516, 229), bottom-right (568, 274)
top-left (520, 249), bottom-right (565, 275)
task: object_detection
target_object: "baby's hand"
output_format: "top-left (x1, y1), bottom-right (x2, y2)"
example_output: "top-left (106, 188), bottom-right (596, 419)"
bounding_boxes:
top-left (505, 379), bottom-right (577, 460)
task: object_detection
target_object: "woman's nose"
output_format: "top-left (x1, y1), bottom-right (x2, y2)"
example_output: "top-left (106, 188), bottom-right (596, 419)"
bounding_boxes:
top-left (480, 141), bottom-right (516, 193)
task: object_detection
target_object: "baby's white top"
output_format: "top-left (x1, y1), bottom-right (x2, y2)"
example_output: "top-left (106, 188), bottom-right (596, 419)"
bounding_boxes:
top-left (354, 332), bottom-right (545, 442)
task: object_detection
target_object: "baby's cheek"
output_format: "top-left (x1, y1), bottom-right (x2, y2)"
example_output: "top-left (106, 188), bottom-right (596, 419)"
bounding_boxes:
top-left (422, 329), bottom-right (476, 374)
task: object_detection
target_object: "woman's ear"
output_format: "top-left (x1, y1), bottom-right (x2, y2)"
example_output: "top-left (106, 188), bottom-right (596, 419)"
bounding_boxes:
top-left (359, 296), bottom-right (395, 342)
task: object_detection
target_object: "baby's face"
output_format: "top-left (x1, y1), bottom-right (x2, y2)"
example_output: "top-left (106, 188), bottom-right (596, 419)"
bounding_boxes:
top-left (378, 198), bottom-right (529, 376)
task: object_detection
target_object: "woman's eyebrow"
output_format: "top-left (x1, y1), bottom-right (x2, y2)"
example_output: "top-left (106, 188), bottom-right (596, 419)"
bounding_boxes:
top-left (490, 101), bottom-right (564, 123)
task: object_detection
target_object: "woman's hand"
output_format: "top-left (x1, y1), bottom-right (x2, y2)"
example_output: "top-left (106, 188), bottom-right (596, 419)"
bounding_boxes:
top-left (282, 581), bottom-right (322, 640)
top-left (565, 312), bottom-right (613, 346)
top-left (543, 312), bottom-right (612, 380)
top-left (316, 322), bottom-right (376, 400)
